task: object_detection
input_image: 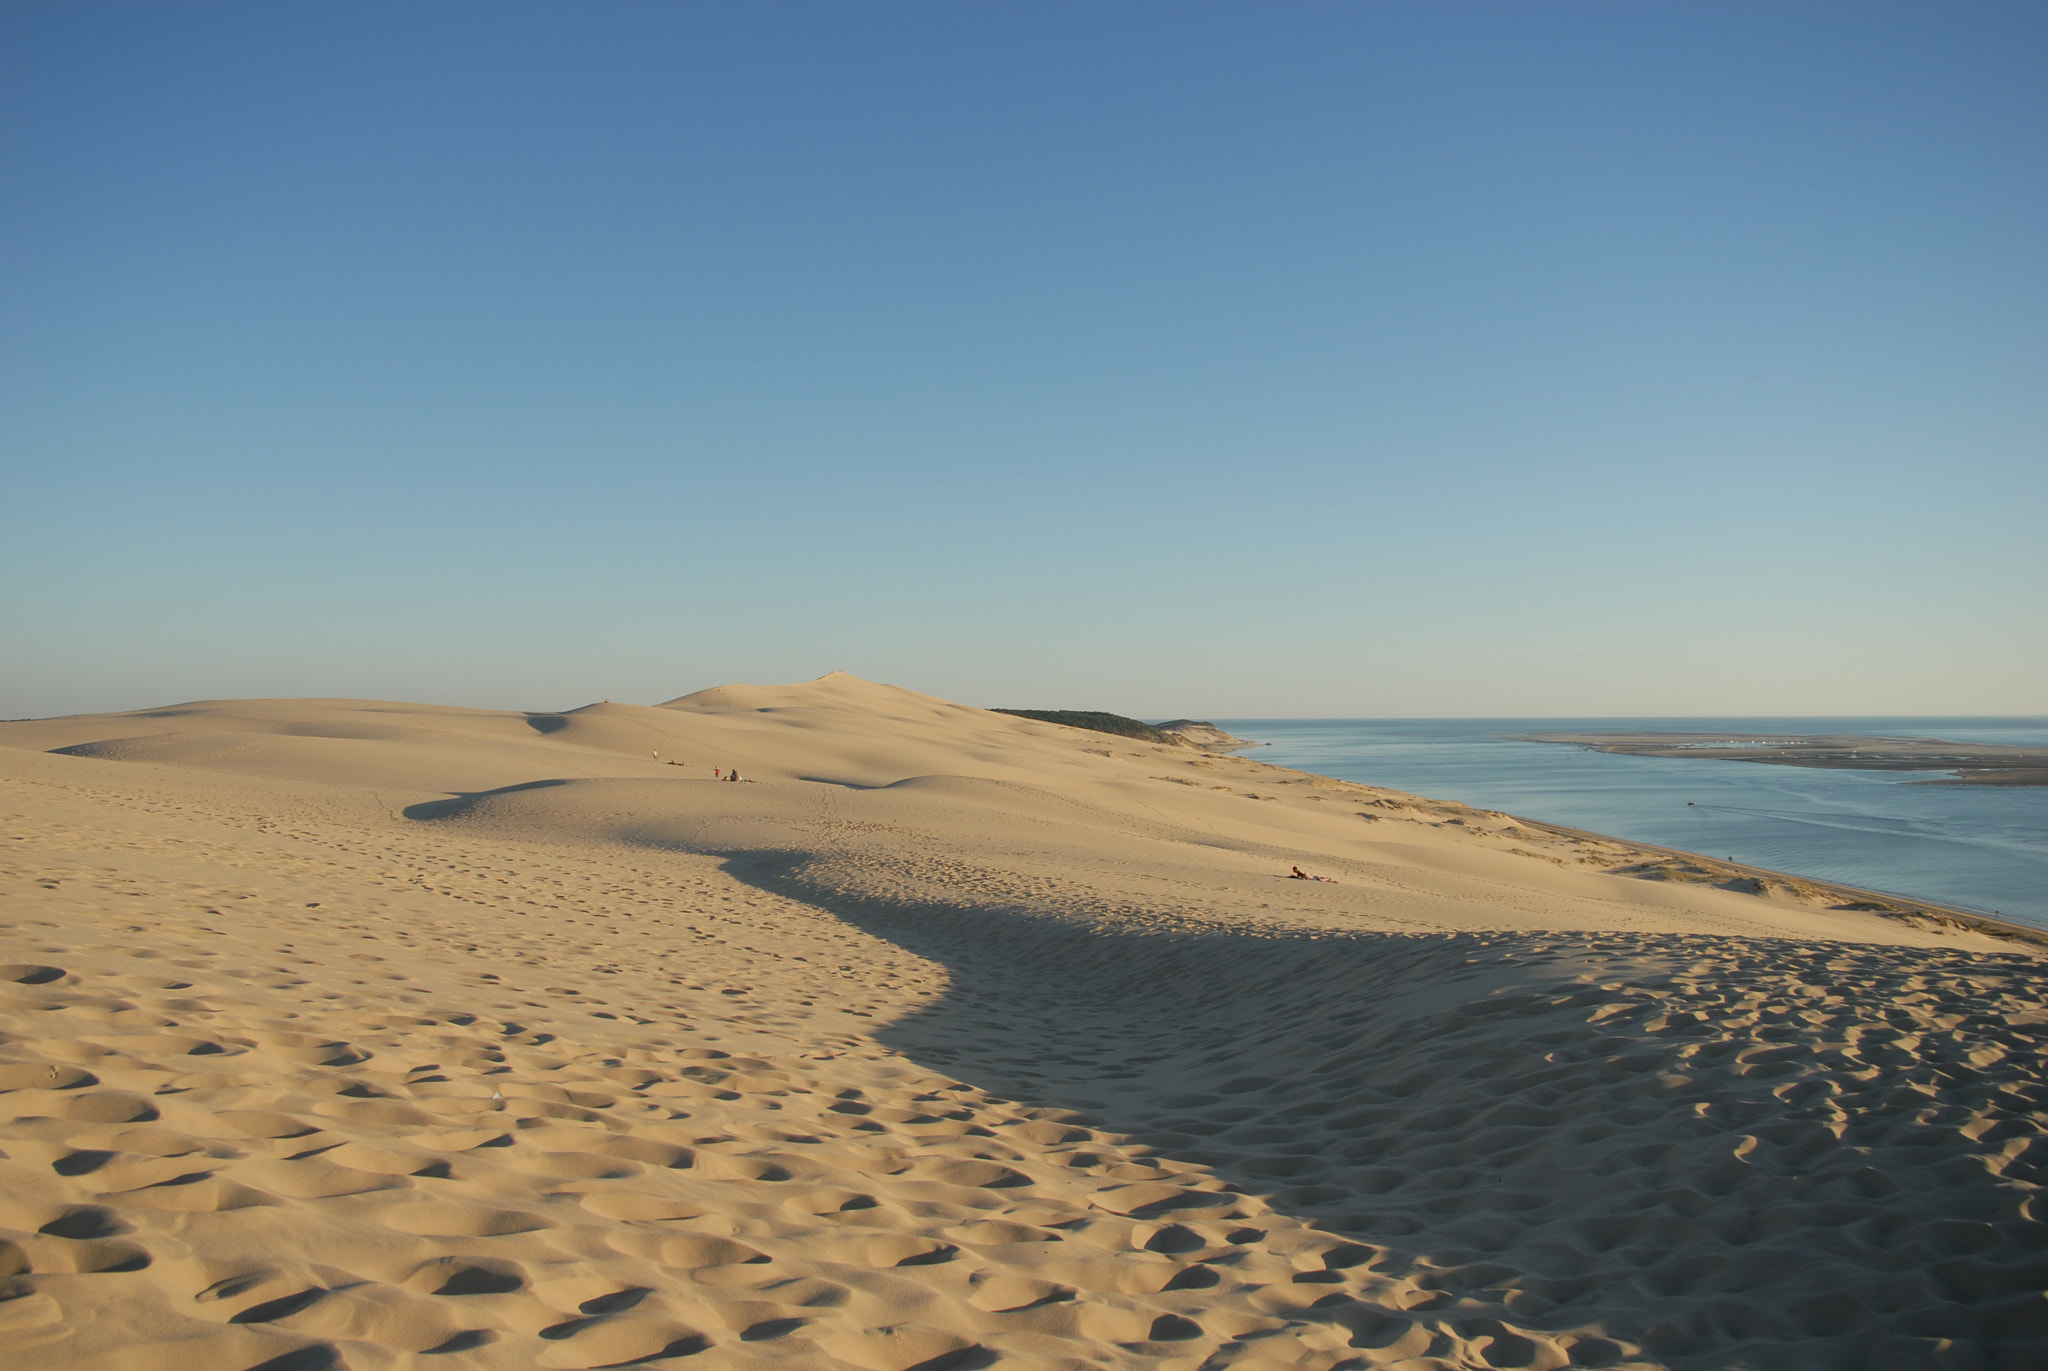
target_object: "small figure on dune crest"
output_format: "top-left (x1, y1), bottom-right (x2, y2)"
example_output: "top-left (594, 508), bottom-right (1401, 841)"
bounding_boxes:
top-left (728, 769), bottom-right (741, 782)
top-left (1289, 865), bottom-right (1331, 882)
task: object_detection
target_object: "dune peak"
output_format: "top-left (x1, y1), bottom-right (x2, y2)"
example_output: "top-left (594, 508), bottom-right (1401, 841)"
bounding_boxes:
top-left (658, 670), bottom-right (953, 714)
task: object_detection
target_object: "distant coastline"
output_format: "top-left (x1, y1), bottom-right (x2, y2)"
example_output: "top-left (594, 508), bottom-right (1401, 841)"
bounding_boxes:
top-left (1152, 719), bottom-right (1263, 752)
top-left (1519, 731), bottom-right (2048, 786)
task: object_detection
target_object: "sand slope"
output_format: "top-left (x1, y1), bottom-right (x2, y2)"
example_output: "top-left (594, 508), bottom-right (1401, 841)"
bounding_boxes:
top-left (2, 675), bottom-right (2043, 1370)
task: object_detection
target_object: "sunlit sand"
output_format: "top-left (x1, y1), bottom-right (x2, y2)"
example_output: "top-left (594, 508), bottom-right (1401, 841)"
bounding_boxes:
top-left (3, 673), bottom-right (2041, 1369)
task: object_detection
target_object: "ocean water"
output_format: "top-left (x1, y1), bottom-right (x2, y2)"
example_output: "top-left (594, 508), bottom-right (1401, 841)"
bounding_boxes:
top-left (1217, 718), bottom-right (2048, 930)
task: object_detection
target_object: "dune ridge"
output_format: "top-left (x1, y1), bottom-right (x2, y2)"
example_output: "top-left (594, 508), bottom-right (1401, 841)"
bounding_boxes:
top-left (2, 674), bottom-right (2043, 1370)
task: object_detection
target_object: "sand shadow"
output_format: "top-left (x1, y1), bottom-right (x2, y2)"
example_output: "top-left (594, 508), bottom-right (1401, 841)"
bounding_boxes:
top-left (703, 851), bottom-right (2048, 1365)
top-left (710, 851), bottom-right (1525, 1186)
top-left (402, 778), bottom-right (574, 821)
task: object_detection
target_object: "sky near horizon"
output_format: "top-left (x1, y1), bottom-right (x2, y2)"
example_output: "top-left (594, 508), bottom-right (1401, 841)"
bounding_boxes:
top-left (3, 3), bottom-right (2044, 720)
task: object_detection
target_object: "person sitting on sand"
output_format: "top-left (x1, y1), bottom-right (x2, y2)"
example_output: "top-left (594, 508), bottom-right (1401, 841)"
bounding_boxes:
top-left (727, 769), bottom-right (741, 782)
top-left (1289, 865), bottom-right (1330, 882)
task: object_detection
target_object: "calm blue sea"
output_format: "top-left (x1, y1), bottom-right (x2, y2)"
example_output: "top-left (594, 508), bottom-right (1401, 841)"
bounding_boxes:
top-left (1215, 718), bottom-right (2048, 930)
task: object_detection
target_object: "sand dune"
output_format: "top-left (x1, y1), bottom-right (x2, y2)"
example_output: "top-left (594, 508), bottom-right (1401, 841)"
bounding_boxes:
top-left (2, 674), bottom-right (2042, 1370)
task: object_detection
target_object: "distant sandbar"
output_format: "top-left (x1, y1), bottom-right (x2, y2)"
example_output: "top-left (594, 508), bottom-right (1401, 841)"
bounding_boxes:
top-left (1519, 731), bottom-right (2048, 786)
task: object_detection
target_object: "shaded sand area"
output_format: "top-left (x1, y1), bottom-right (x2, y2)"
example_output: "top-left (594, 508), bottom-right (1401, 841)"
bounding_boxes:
top-left (2, 674), bottom-right (2045, 1370)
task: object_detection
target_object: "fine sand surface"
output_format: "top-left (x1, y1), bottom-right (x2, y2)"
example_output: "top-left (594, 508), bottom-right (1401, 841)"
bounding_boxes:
top-left (2, 673), bottom-right (2044, 1371)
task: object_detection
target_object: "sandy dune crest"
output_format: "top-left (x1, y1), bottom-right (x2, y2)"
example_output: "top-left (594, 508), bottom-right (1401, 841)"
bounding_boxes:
top-left (2, 674), bottom-right (2043, 1370)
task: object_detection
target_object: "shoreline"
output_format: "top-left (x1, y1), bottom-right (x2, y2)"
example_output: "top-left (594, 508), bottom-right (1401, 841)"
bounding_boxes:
top-left (1230, 747), bottom-right (2048, 945)
top-left (1272, 759), bottom-right (2048, 944)
top-left (1511, 813), bottom-right (2048, 946)
top-left (1231, 723), bottom-right (2047, 942)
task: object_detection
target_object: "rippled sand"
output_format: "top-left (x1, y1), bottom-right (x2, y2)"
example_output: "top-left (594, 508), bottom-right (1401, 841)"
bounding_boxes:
top-left (2, 675), bottom-right (2041, 1370)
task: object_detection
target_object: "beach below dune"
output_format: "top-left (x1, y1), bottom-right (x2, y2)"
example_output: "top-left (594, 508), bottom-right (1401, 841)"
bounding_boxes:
top-left (1232, 718), bottom-right (2048, 930)
top-left (2, 675), bottom-right (2045, 1371)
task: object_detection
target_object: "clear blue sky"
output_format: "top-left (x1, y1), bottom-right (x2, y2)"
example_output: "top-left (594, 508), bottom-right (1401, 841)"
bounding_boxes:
top-left (4, 3), bottom-right (2043, 719)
